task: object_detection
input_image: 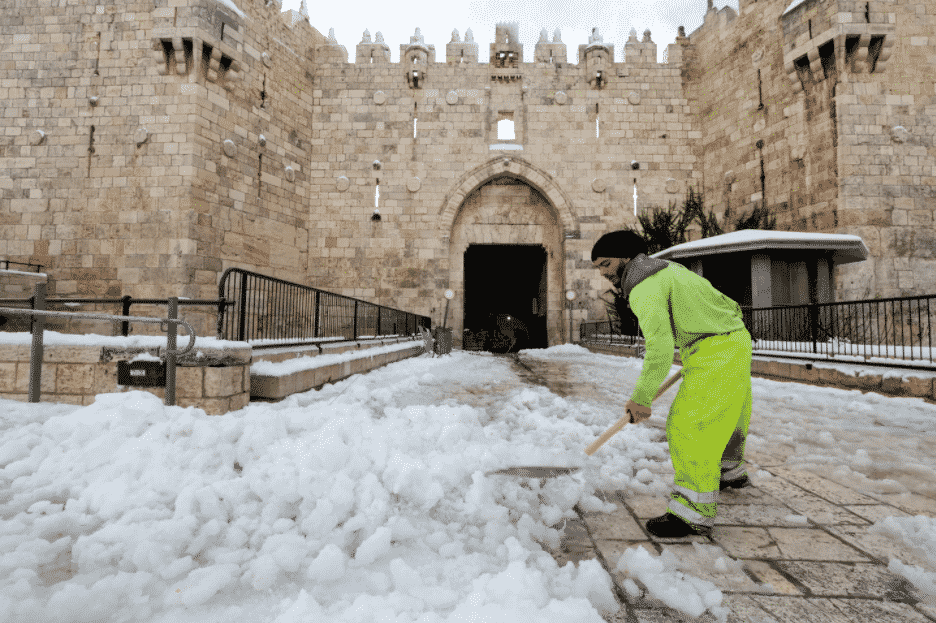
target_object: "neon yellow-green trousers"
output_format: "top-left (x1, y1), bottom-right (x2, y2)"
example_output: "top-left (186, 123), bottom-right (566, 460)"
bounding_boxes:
top-left (666, 329), bottom-right (753, 528)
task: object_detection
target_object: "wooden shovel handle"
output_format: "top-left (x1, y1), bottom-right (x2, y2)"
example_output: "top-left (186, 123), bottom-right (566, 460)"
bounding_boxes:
top-left (584, 368), bottom-right (683, 456)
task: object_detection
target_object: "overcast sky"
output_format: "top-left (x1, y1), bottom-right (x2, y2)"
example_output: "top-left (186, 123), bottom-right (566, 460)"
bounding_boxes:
top-left (279, 0), bottom-right (740, 65)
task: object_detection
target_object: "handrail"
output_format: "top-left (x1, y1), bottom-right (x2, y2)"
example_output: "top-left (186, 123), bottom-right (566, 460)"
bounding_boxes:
top-left (0, 285), bottom-right (196, 406)
top-left (0, 307), bottom-right (196, 357)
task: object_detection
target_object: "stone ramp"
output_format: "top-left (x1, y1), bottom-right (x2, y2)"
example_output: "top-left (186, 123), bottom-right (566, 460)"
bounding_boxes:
top-left (543, 452), bottom-right (936, 622)
top-left (249, 337), bottom-right (425, 400)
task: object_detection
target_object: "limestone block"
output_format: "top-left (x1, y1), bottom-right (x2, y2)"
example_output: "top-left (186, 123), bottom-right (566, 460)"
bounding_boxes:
top-left (56, 364), bottom-right (95, 394)
top-left (176, 366), bottom-right (204, 398)
top-left (17, 362), bottom-right (55, 394)
top-left (855, 371), bottom-right (883, 390)
top-left (0, 363), bottom-right (18, 392)
top-left (229, 392), bottom-right (249, 412)
top-left (95, 362), bottom-right (118, 392)
top-left (204, 365), bottom-right (242, 397)
top-left (198, 397), bottom-right (230, 416)
top-left (44, 346), bottom-right (101, 364)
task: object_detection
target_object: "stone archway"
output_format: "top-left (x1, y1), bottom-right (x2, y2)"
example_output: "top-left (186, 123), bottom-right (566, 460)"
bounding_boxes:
top-left (441, 160), bottom-right (576, 350)
top-left (440, 157), bottom-right (577, 234)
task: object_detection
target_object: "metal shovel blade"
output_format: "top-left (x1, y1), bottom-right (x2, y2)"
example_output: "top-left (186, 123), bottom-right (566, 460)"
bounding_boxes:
top-left (485, 466), bottom-right (582, 478)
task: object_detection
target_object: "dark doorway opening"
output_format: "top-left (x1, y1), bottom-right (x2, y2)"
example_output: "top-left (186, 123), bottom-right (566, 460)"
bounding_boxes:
top-left (463, 244), bottom-right (548, 353)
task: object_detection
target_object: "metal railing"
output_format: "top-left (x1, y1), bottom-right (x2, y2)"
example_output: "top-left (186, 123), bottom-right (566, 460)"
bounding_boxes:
top-left (217, 268), bottom-right (431, 346)
top-left (0, 259), bottom-right (44, 273)
top-left (0, 284), bottom-right (195, 406)
top-left (580, 293), bottom-right (935, 367)
top-left (0, 296), bottom-right (231, 336)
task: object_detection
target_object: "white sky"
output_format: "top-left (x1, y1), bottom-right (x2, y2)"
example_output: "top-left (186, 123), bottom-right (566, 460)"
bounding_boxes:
top-left (280, 0), bottom-right (741, 65)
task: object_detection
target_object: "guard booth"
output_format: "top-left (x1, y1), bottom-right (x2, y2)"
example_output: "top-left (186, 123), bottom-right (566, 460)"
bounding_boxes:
top-left (650, 230), bottom-right (870, 340)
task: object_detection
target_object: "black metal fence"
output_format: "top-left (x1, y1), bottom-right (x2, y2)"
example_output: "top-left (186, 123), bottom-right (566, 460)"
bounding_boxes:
top-left (217, 268), bottom-right (431, 344)
top-left (581, 293), bottom-right (935, 366)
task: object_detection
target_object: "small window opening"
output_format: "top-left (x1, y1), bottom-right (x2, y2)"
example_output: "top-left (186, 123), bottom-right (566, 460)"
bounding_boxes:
top-left (414, 117), bottom-right (417, 138)
top-left (375, 178), bottom-right (380, 208)
top-left (370, 51), bottom-right (373, 63)
top-left (865, 2), bottom-right (870, 22)
top-left (497, 113), bottom-right (515, 140)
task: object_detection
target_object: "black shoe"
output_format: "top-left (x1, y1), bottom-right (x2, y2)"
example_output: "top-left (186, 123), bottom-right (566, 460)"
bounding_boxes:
top-left (646, 512), bottom-right (711, 538)
top-left (719, 474), bottom-right (751, 490)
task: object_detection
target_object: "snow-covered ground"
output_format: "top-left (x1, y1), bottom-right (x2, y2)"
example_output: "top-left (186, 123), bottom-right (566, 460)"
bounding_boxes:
top-left (0, 344), bottom-right (934, 623)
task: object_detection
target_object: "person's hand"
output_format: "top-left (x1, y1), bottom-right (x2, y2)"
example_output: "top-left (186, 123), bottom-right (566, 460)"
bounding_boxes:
top-left (625, 399), bottom-right (652, 424)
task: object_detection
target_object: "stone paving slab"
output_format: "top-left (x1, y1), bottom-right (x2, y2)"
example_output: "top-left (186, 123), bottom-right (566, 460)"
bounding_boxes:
top-left (711, 526), bottom-right (782, 559)
top-left (771, 560), bottom-right (914, 599)
top-left (738, 559), bottom-right (804, 595)
top-left (766, 466), bottom-right (882, 505)
top-left (580, 480), bottom-right (936, 623)
top-left (750, 595), bottom-right (933, 622)
top-left (752, 475), bottom-right (871, 525)
top-left (842, 503), bottom-right (911, 523)
top-left (825, 523), bottom-right (932, 569)
top-left (865, 491), bottom-right (936, 516)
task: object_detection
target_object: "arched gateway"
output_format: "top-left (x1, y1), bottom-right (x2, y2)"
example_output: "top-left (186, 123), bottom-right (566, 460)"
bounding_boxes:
top-left (440, 157), bottom-right (578, 351)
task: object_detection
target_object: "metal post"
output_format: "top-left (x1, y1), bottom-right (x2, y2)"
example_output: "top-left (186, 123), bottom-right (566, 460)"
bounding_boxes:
top-left (237, 274), bottom-right (247, 342)
top-left (809, 303), bottom-right (818, 354)
top-left (216, 295), bottom-right (225, 339)
top-left (165, 297), bottom-right (178, 406)
top-left (313, 291), bottom-right (320, 338)
top-left (28, 282), bottom-right (46, 403)
top-left (353, 300), bottom-right (358, 340)
top-left (121, 295), bottom-right (132, 336)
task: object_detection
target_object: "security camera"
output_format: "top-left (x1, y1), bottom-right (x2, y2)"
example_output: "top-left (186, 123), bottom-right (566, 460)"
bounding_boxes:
top-left (372, 160), bottom-right (382, 171)
top-left (631, 160), bottom-right (639, 170)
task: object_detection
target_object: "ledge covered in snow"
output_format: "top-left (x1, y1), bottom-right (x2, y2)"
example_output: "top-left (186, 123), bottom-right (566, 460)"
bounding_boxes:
top-left (651, 229), bottom-right (869, 265)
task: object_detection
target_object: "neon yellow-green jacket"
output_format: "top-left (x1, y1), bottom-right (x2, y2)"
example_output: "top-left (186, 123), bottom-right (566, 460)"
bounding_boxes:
top-left (617, 254), bottom-right (747, 407)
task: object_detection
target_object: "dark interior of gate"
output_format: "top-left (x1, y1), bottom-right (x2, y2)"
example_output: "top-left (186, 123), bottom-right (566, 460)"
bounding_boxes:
top-left (463, 244), bottom-right (548, 353)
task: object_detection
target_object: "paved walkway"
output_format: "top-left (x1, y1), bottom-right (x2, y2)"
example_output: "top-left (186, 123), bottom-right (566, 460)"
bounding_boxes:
top-left (544, 447), bottom-right (936, 622)
top-left (502, 353), bottom-right (936, 622)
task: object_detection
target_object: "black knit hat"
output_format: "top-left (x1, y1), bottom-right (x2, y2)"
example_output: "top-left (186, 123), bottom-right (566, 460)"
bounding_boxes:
top-left (591, 230), bottom-right (648, 262)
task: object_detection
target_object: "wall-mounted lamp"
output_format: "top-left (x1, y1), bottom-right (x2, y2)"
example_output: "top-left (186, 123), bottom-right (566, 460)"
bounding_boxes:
top-left (372, 159), bottom-right (382, 170)
top-left (371, 208), bottom-right (381, 222)
top-left (631, 160), bottom-right (639, 170)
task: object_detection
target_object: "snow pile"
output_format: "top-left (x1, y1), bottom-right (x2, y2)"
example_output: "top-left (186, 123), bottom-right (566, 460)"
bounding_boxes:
top-left (0, 350), bottom-right (632, 623)
top-left (869, 515), bottom-right (936, 600)
top-left (615, 545), bottom-right (729, 622)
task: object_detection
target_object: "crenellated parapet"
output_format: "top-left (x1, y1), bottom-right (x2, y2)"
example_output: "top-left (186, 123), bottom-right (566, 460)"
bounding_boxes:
top-left (534, 28), bottom-right (567, 65)
top-left (622, 28), bottom-right (657, 65)
top-left (402, 28), bottom-right (436, 88)
top-left (446, 29), bottom-right (479, 64)
top-left (579, 28), bottom-right (614, 88)
top-left (781, 0), bottom-right (895, 93)
top-left (356, 30), bottom-right (391, 64)
top-left (490, 22), bottom-right (523, 82)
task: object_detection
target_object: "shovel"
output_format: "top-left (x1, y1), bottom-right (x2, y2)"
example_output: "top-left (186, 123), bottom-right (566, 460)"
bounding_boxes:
top-left (487, 368), bottom-right (683, 478)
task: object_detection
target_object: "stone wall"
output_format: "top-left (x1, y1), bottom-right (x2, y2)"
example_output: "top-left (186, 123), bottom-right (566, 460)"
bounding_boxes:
top-left (0, 269), bottom-right (46, 299)
top-left (0, 341), bottom-right (251, 415)
top-left (2, 0), bottom-right (933, 351)
top-left (309, 24), bottom-right (696, 343)
top-left (683, 0), bottom-right (935, 303)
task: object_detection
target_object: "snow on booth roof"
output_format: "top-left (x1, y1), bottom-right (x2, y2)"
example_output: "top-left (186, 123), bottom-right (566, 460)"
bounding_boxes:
top-left (650, 229), bottom-right (870, 265)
